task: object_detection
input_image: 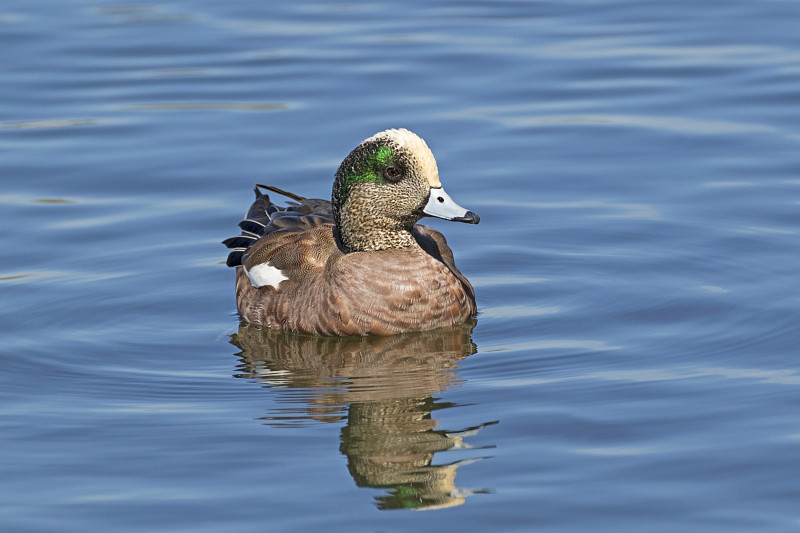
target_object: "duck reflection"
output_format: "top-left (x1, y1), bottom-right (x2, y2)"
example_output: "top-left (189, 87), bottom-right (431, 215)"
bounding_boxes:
top-left (231, 320), bottom-right (496, 510)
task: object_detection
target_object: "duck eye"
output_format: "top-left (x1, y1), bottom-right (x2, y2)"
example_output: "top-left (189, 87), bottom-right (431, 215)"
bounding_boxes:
top-left (384, 166), bottom-right (402, 181)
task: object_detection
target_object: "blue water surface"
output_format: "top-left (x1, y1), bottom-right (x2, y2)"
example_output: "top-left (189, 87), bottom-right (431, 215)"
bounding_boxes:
top-left (2, 1), bottom-right (800, 531)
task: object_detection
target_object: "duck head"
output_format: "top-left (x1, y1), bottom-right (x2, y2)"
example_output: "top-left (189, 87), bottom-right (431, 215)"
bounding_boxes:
top-left (332, 128), bottom-right (479, 253)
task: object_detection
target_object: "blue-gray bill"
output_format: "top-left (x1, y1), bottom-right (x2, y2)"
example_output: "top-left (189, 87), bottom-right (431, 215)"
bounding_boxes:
top-left (423, 187), bottom-right (480, 224)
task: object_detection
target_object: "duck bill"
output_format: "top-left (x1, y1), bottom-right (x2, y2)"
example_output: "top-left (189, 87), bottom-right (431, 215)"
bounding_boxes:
top-left (422, 187), bottom-right (480, 224)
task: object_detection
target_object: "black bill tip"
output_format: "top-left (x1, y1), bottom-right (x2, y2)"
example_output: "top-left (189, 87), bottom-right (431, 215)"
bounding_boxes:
top-left (453, 211), bottom-right (480, 224)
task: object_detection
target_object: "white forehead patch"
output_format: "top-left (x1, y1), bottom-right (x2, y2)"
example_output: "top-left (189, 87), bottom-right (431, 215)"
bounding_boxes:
top-left (364, 128), bottom-right (441, 187)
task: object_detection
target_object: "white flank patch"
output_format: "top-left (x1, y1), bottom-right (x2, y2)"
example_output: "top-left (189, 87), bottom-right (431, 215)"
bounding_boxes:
top-left (365, 128), bottom-right (441, 187)
top-left (244, 263), bottom-right (288, 289)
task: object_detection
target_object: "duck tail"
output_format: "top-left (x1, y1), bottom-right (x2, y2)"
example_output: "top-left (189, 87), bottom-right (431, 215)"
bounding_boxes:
top-left (255, 184), bottom-right (306, 203)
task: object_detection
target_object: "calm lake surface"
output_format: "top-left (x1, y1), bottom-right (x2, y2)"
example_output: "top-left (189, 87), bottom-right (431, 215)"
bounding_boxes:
top-left (2, 1), bottom-right (800, 531)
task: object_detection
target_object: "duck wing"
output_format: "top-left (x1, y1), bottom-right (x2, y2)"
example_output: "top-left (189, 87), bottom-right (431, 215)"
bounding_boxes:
top-left (222, 185), bottom-right (333, 269)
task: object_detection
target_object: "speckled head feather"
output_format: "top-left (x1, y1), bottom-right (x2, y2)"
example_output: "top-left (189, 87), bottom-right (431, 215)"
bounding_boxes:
top-left (332, 128), bottom-right (445, 253)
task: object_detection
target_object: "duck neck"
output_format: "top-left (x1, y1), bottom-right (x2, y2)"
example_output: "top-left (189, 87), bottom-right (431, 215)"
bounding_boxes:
top-left (334, 203), bottom-right (418, 253)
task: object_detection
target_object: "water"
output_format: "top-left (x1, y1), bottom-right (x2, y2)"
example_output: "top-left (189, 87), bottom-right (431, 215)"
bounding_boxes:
top-left (2, 1), bottom-right (800, 531)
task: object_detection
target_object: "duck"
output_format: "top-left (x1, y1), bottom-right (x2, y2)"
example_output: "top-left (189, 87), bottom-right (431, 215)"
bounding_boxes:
top-left (223, 128), bottom-right (479, 336)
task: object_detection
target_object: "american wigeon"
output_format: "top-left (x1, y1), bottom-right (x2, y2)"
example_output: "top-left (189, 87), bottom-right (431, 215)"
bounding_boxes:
top-left (223, 128), bottom-right (479, 336)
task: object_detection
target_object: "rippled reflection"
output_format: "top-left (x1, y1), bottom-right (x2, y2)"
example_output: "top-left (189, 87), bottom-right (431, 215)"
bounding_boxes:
top-left (231, 320), bottom-right (496, 510)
